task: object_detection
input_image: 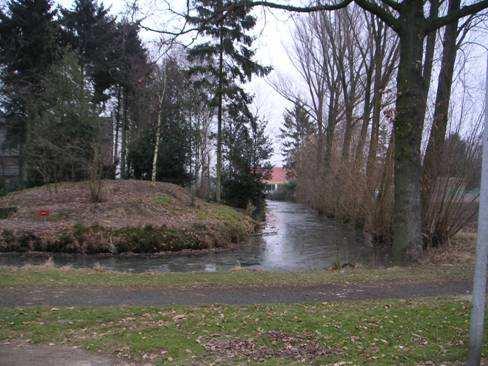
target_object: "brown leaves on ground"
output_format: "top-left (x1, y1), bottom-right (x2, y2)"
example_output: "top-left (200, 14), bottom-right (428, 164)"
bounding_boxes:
top-left (1, 180), bottom-right (206, 231)
top-left (0, 180), bottom-right (255, 253)
top-left (422, 231), bottom-right (476, 265)
top-left (198, 330), bottom-right (341, 362)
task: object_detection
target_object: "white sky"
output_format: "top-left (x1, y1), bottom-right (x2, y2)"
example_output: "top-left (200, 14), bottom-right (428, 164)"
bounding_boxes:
top-left (56, 0), bottom-right (299, 165)
top-left (56, 0), bottom-right (488, 166)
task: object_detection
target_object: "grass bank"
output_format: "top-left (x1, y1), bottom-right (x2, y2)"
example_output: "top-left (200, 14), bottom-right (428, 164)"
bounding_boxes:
top-left (0, 230), bottom-right (474, 289)
top-left (0, 180), bottom-right (255, 254)
top-left (0, 298), bottom-right (482, 365)
top-left (0, 262), bottom-right (472, 289)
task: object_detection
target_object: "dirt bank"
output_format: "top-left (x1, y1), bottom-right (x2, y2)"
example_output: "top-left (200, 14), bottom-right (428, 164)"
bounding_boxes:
top-left (0, 180), bottom-right (255, 254)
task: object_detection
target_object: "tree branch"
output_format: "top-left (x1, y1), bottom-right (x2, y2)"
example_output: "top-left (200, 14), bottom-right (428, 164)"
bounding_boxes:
top-left (378, 0), bottom-right (401, 12)
top-left (246, 0), bottom-right (353, 12)
top-left (353, 0), bottom-right (401, 32)
top-left (424, 0), bottom-right (488, 33)
top-left (246, 0), bottom-right (400, 32)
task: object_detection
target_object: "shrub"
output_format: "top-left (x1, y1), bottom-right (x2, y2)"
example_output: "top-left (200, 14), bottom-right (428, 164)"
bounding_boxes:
top-left (0, 207), bottom-right (17, 219)
top-left (0, 230), bottom-right (16, 251)
top-left (154, 195), bottom-right (171, 205)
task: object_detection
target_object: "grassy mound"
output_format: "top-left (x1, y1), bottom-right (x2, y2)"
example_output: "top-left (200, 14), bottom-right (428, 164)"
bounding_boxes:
top-left (0, 180), bottom-right (255, 254)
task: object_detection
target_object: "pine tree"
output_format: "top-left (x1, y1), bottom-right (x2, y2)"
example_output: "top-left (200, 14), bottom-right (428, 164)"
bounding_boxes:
top-left (0, 0), bottom-right (60, 85)
top-left (223, 98), bottom-right (273, 210)
top-left (24, 51), bottom-right (102, 184)
top-left (61, 0), bottom-right (119, 102)
top-left (112, 19), bottom-right (149, 179)
top-left (0, 0), bottom-right (62, 182)
top-left (187, 0), bottom-right (271, 202)
top-left (279, 100), bottom-right (315, 176)
top-left (125, 57), bottom-right (193, 185)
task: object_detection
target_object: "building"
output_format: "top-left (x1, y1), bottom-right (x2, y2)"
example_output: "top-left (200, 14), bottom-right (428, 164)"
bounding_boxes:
top-left (264, 167), bottom-right (288, 192)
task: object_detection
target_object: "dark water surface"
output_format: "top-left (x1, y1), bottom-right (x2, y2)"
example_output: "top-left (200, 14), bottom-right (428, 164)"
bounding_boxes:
top-left (0, 200), bottom-right (369, 272)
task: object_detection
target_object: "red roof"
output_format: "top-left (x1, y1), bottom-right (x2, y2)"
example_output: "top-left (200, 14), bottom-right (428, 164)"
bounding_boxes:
top-left (264, 167), bottom-right (288, 184)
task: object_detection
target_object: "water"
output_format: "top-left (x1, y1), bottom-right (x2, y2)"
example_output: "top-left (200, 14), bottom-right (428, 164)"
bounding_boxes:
top-left (0, 200), bottom-right (368, 272)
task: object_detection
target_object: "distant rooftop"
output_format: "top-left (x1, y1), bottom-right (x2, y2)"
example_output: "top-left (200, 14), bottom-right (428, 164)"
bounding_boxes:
top-left (264, 167), bottom-right (288, 185)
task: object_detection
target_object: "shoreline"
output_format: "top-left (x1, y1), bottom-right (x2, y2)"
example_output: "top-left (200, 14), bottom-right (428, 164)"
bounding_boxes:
top-left (0, 242), bottom-right (246, 259)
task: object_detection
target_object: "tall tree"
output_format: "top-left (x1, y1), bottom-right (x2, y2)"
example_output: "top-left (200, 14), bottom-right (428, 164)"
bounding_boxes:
top-left (61, 0), bottom-right (119, 102)
top-left (112, 20), bottom-right (149, 178)
top-left (421, 0), bottom-right (462, 243)
top-left (223, 100), bottom-right (273, 209)
top-left (279, 100), bottom-right (315, 176)
top-left (126, 57), bottom-right (193, 185)
top-left (24, 52), bottom-right (102, 184)
top-left (0, 0), bottom-right (61, 182)
top-left (187, 0), bottom-right (271, 202)
top-left (235, 0), bottom-right (488, 262)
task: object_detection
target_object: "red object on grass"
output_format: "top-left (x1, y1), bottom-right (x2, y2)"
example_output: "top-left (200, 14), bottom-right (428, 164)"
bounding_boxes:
top-left (38, 210), bottom-right (50, 217)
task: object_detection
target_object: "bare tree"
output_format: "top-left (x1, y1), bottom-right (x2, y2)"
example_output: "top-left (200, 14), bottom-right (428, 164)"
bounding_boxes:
top-left (151, 62), bottom-right (167, 182)
top-left (241, 0), bottom-right (488, 262)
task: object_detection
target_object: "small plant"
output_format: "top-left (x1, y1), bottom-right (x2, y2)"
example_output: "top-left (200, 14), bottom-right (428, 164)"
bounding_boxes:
top-left (88, 141), bottom-right (104, 203)
top-left (0, 229), bottom-right (16, 251)
top-left (0, 179), bottom-right (7, 197)
top-left (0, 206), bottom-right (17, 219)
top-left (154, 195), bottom-right (171, 205)
top-left (330, 256), bottom-right (343, 271)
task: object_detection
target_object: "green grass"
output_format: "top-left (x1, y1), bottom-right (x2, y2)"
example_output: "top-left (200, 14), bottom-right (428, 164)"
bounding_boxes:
top-left (0, 263), bottom-right (471, 289)
top-left (154, 194), bottom-right (172, 205)
top-left (0, 297), bottom-right (483, 365)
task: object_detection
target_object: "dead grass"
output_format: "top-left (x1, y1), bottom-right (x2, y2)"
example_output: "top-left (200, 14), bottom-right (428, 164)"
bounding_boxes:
top-left (0, 180), bottom-right (255, 253)
top-left (422, 230), bottom-right (476, 265)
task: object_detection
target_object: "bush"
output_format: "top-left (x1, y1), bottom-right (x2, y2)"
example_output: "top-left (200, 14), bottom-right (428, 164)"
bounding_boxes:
top-left (0, 204), bottom-right (254, 254)
top-left (267, 181), bottom-right (296, 201)
top-left (0, 179), bottom-right (7, 197)
top-left (0, 207), bottom-right (17, 219)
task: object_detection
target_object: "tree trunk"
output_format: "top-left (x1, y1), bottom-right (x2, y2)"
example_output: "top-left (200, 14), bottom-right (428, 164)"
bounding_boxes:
top-left (113, 87), bottom-right (121, 169)
top-left (316, 98), bottom-right (325, 170)
top-left (421, 0), bottom-right (460, 234)
top-left (215, 8), bottom-right (224, 203)
top-left (341, 102), bottom-right (354, 162)
top-left (324, 87), bottom-right (338, 172)
top-left (151, 68), bottom-right (167, 183)
top-left (151, 96), bottom-right (164, 182)
top-left (120, 89), bottom-right (128, 179)
top-left (422, 0), bottom-right (439, 89)
top-left (366, 24), bottom-right (384, 192)
top-left (355, 64), bottom-right (373, 169)
top-left (392, 23), bottom-right (425, 262)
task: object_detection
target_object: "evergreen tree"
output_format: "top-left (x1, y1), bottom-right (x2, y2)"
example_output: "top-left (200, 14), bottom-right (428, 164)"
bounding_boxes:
top-left (279, 100), bottom-right (314, 177)
top-left (126, 58), bottom-right (193, 185)
top-left (112, 20), bottom-right (149, 178)
top-left (223, 100), bottom-right (272, 210)
top-left (61, 0), bottom-right (119, 102)
top-left (187, 0), bottom-right (271, 202)
top-left (24, 51), bottom-right (102, 184)
top-left (0, 0), bottom-right (60, 86)
top-left (0, 0), bottom-right (62, 181)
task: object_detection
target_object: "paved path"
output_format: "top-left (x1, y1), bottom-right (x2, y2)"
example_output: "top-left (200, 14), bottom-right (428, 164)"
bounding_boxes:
top-left (0, 281), bottom-right (476, 366)
top-left (0, 280), bottom-right (472, 307)
top-left (0, 343), bottom-right (130, 366)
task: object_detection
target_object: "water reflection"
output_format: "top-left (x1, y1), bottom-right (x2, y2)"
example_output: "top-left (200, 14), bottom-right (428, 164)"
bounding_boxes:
top-left (0, 200), bottom-right (368, 272)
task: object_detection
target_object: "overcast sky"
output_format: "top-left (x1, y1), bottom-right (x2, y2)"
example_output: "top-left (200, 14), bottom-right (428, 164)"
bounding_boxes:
top-left (55, 0), bottom-right (304, 165)
top-left (56, 0), bottom-right (488, 166)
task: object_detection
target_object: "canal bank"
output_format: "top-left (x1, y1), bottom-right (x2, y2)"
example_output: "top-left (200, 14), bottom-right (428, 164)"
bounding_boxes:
top-left (0, 200), bottom-right (369, 272)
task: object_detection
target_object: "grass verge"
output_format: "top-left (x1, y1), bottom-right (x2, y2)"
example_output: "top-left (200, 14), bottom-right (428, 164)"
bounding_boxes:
top-left (0, 297), bottom-right (483, 365)
top-left (0, 262), bottom-right (472, 289)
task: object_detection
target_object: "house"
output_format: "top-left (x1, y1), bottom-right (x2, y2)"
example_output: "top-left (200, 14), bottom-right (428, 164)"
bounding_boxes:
top-left (264, 167), bottom-right (288, 192)
top-left (0, 120), bottom-right (20, 188)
